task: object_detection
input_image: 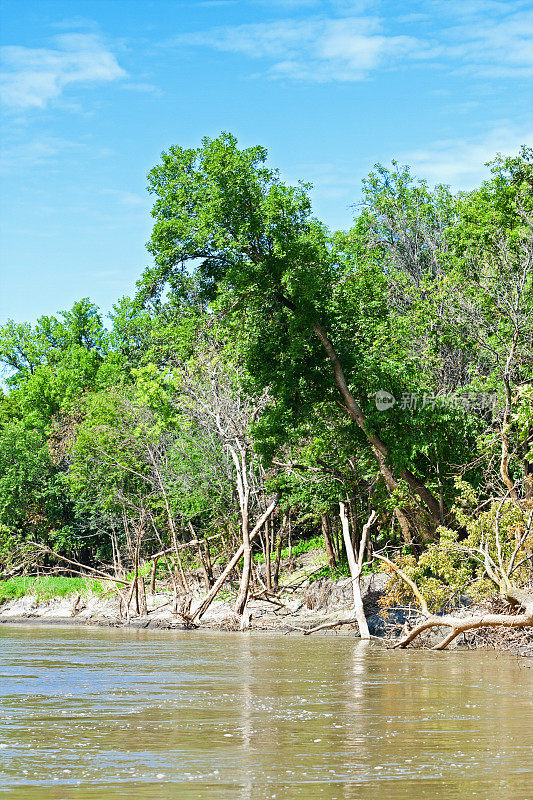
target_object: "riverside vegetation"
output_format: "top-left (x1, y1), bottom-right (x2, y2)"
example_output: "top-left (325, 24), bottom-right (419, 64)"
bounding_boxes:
top-left (0, 136), bottom-right (532, 650)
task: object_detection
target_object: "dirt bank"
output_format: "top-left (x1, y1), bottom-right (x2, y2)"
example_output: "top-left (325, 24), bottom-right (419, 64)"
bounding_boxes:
top-left (2, 572), bottom-right (531, 656)
top-left (0, 573), bottom-right (396, 635)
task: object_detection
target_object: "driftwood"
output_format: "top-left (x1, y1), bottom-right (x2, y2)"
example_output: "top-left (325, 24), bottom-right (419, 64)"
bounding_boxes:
top-left (302, 617), bottom-right (358, 635)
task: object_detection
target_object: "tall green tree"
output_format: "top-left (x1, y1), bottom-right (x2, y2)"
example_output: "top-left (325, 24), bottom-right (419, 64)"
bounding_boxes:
top-left (140, 133), bottom-right (476, 541)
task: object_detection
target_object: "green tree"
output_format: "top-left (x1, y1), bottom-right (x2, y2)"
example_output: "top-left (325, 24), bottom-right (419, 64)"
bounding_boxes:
top-left (140, 132), bottom-right (475, 542)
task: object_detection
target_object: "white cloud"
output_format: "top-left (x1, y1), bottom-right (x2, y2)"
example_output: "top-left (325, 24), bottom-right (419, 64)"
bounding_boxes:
top-left (174, 2), bottom-right (533, 82)
top-left (176, 16), bottom-right (422, 81)
top-left (417, 3), bottom-right (533, 78)
top-left (436, 8), bottom-right (533, 78)
top-left (0, 33), bottom-right (126, 110)
top-left (402, 125), bottom-right (533, 189)
top-left (0, 136), bottom-right (80, 174)
top-left (429, 0), bottom-right (524, 21)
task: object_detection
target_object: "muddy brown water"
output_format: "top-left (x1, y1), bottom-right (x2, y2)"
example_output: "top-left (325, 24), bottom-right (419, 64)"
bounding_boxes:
top-left (0, 626), bottom-right (531, 799)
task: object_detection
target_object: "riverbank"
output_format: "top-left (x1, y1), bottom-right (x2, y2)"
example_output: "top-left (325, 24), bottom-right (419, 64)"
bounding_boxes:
top-left (1, 572), bottom-right (531, 656)
top-left (0, 573), bottom-right (394, 635)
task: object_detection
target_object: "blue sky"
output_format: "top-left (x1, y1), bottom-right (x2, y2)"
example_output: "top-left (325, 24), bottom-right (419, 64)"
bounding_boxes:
top-left (1, 0), bottom-right (532, 325)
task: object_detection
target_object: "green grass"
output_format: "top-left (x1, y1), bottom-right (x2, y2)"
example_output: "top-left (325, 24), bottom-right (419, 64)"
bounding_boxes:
top-left (0, 575), bottom-right (104, 604)
top-left (124, 563), bottom-right (152, 582)
top-left (255, 534), bottom-right (324, 564)
top-left (308, 559), bottom-right (382, 582)
top-left (308, 563), bottom-right (350, 582)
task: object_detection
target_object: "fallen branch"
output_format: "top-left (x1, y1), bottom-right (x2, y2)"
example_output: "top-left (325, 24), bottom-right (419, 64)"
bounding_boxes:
top-left (394, 605), bottom-right (533, 650)
top-left (303, 616), bottom-right (358, 635)
top-left (250, 590), bottom-right (285, 609)
top-left (30, 546), bottom-right (129, 586)
top-left (0, 563), bottom-right (31, 581)
top-left (190, 494), bottom-right (280, 622)
top-left (381, 554), bottom-right (533, 650)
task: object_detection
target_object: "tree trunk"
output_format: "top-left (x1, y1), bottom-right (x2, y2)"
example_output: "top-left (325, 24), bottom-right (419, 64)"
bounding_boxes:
top-left (188, 521), bottom-right (213, 591)
top-left (138, 575), bottom-right (148, 616)
top-left (311, 319), bottom-right (442, 537)
top-left (500, 353), bottom-right (520, 502)
top-left (321, 514), bottom-right (336, 568)
top-left (234, 506), bottom-right (251, 615)
top-left (339, 502), bottom-right (370, 639)
top-left (202, 540), bottom-right (214, 588)
top-left (264, 521), bottom-right (272, 592)
top-left (273, 520), bottom-right (285, 590)
top-left (150, 558), bottom-right (158, 594)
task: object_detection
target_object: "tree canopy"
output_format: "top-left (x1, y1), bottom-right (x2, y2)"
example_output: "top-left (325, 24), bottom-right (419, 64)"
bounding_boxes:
top-left (0, 135), bottom-right (531, 635)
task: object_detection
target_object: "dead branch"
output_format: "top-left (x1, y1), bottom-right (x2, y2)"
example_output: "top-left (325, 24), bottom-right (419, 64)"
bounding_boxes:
top-left (190, 493), bottom-right (280, 621)
top-left (31, 546), bottom-right (129, 586)
top-left (393, 600), bottom-right (533, 650)
top-left (302, 616), bottom-right (358, 635)
top-left (374, 553), bottom-right (430, 616)
top-left (381, 549), bottom-right (533, 650)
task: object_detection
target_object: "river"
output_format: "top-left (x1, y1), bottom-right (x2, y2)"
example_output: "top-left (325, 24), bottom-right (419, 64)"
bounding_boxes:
top-left (0, 625), bottom-right (531, 799)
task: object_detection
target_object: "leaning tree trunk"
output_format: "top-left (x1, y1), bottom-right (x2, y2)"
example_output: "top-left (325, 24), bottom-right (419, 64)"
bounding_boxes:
top-left (276, 288), bottom-right (442, 538)
top-left (191, 495), bottom-right (280, 622)
top-left (311, 321), bottom-right (441, 541)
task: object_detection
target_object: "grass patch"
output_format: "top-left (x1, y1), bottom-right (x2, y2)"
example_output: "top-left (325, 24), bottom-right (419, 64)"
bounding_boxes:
top-left (308, 560), bottom-right (382, 582)
top-left (308, 563), bottom-right (350, 582)
top-left (255, 534), bottom-right (324, 564)
top-left (124, 563), bottom-right (152, 582)
top-left (0, 575), bottom-right (104, 604)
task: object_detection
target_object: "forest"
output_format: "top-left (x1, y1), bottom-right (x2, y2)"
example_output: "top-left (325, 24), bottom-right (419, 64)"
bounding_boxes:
top-left (0, 135), bottom-right (532, 648)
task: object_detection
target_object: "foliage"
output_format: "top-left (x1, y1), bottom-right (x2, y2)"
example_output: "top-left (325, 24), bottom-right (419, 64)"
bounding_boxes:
top-left (0, 135), bottom-right (531, 605)
top-left (381, 485), bottom-right (533, 613)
